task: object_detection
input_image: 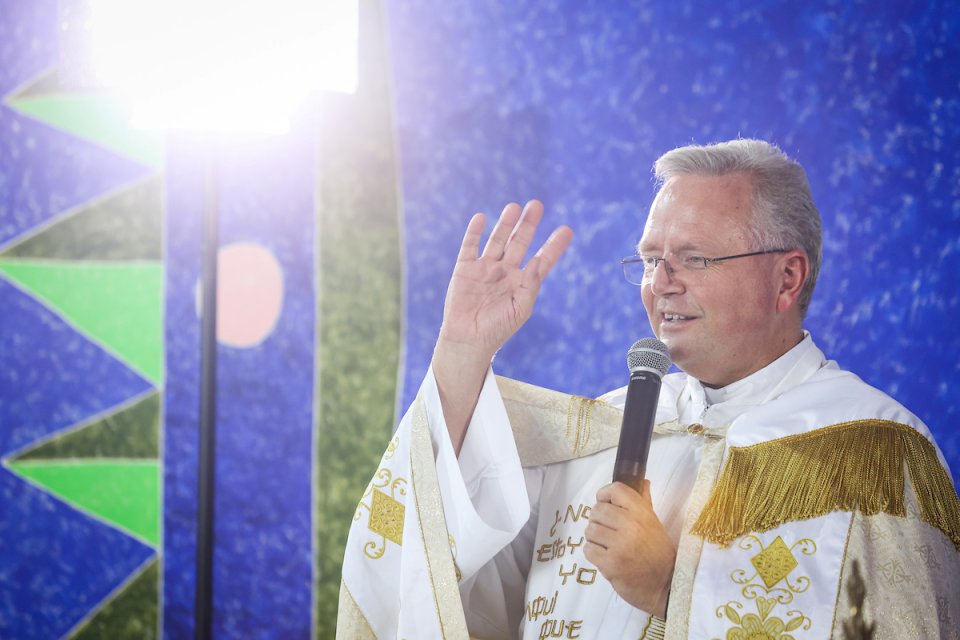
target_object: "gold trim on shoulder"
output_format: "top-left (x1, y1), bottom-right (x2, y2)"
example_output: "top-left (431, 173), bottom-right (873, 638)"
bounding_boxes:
top-left (496, 376), bottom-right (715, 468)
top-left (691, 419), bottom-right (960, 550)
top-left (496, 376), bottom-right (625, 466)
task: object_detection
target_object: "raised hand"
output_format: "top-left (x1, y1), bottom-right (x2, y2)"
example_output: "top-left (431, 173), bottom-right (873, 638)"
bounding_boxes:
top-left (439, 200), bottom-right (573, 358)
top-left (432, 200), bottom-right (573, 453)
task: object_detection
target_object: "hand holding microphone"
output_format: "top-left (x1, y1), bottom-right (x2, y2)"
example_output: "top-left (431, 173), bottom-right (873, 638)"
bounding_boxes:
top-left (585, 337), bottom-right (675, 616)
top-left (612, 338), bottom-right (672, 493)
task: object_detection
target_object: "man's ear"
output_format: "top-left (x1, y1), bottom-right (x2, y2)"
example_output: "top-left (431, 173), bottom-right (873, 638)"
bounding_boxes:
top-left (775, 250), bottom-right (809, 314)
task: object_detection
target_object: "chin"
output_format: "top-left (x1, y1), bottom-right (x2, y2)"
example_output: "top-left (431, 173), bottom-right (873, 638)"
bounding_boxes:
top-left (663, 343), bottom-right (691, 372)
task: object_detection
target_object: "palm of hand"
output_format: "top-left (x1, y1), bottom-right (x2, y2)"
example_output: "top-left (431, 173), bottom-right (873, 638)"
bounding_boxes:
top-left (441, 256), bottom-right (538, 354)
top-left (438, 201), bottom-right (572, 360)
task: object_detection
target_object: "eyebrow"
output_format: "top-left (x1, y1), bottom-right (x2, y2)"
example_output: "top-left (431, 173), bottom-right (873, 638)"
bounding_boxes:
top-left (635, 241), bottom-right (707, 255)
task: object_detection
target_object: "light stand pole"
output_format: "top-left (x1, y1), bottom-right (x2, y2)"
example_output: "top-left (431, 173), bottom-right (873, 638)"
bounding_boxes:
top-left (195, 142), bottom-right (220, 640)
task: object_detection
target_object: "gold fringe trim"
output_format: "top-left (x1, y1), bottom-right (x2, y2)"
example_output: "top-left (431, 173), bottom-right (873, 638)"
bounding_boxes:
top-left (690, 419), bottom-right (960, 551)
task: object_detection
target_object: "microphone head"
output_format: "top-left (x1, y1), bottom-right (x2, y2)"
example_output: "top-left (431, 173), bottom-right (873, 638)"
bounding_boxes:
top-left (627, 337), bottom-right (671, 378)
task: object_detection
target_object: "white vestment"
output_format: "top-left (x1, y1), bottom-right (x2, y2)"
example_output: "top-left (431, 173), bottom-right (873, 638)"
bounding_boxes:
top-left (339, 335), bottom-right (960, 639)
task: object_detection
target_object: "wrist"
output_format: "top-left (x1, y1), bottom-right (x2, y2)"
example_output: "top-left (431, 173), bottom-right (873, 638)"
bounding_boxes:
top-left (433, 336), bottom-right (497, 372)
top-left (652, 583), bottom-right (671, 619)
top-left (431, 336), bottom-right (496, 456)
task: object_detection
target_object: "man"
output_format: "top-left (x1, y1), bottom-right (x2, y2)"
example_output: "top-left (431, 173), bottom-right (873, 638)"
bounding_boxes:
top-left (339, 139), bottom-right (960, 639)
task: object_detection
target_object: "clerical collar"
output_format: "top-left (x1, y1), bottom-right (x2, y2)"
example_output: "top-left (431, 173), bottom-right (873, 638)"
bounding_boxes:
top-left (692, 332), bottom-right (816, 410)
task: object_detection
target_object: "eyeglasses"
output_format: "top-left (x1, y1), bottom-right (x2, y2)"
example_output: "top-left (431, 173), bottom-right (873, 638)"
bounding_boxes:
top-left (621, 249), bottom-right (789, 285)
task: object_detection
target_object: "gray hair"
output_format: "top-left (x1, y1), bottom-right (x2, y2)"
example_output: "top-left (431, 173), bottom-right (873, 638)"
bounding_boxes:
top-left (653, 139), bottom-right (822, 315)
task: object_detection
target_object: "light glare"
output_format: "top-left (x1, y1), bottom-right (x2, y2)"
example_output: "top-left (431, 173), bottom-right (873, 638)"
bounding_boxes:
top-left (86, 0), bottom-right (359, 132)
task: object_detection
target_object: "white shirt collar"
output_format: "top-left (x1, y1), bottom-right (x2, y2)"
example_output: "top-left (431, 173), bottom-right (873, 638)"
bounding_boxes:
top-left (682, 332), bottom-right (826, 425)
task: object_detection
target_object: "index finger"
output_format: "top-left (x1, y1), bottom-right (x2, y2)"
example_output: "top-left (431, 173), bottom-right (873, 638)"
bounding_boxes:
top-left (456, 213), bottom-right (486, 262)
top-left (596, 481), bottom-right (645, 507)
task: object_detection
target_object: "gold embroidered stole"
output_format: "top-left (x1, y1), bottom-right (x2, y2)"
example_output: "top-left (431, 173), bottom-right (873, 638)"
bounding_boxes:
top-left (337, 582), bottom-right (377, 639)
top-left (337, 393), bottom-right (472, 640)
top-left (663, 427), bottom-right (730, 639)
top-left (410, 395), bottom-right (471, 638)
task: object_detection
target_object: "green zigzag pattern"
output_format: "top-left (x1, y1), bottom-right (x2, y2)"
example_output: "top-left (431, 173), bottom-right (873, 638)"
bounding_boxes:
top-left (5, 93), bottom-right (163, 168)
top-left (0, 261), bottom-right (163, 383)
top-left (1, 61), bottom-right (166, 639)
top-left (70, 558), bottom-right (159, 640)
top-left (0, 175), bottom-right (163, 261)
top-left (6, 460), bottom-right (160, 546)
top-left (14, 391), bottom-right (160, 461)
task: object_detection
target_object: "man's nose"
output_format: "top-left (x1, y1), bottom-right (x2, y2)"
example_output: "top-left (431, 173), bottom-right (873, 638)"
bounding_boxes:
top-left (647, 259), bottom-right (683, 296)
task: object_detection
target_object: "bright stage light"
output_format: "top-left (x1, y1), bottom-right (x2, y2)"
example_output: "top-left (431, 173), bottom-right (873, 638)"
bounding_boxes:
top-left (84, 0), bottom-right (358, 132)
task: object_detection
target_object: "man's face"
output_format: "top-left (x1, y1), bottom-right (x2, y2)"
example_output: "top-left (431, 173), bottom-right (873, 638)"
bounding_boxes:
top-left (639, 173), bottom-right (788, 387)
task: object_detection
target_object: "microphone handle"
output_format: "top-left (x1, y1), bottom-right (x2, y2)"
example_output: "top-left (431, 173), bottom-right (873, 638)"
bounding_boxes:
top-left (612, 371), bottom-right (662, 493)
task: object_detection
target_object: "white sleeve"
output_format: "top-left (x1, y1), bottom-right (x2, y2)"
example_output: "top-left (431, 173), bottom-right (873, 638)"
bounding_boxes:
top-left (419, 366), bottom-right (542, 639)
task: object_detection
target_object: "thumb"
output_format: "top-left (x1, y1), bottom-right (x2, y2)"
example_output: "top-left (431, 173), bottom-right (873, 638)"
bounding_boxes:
top-left (640, 479), bottom-right (654, 508)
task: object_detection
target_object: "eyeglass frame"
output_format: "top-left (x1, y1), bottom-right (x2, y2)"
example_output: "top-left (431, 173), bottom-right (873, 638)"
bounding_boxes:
top-left (620, 249), bottom-right (790, 285)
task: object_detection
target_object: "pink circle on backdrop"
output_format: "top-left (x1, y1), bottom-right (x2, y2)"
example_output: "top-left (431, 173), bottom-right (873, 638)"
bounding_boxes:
top-left (195, 243), bottom-right (285, 348)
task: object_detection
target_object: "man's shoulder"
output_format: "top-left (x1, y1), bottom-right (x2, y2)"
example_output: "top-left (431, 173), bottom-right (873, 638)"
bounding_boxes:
top-left (789, 362), bottom-right (923, 423)
top-left (739, 360), bottom-right (935, 448)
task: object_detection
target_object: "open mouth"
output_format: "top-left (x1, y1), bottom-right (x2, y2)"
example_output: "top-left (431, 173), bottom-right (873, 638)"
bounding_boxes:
top-left (663, 313), bottom-right (694, 323)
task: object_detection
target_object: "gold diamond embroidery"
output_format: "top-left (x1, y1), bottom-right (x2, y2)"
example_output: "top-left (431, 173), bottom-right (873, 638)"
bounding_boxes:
top-left (719, 535), bottom-right (816, 636)
top-left (368, 488), bottom-right (404, 546)
top-left (750, 535), bottom-right (797, 588)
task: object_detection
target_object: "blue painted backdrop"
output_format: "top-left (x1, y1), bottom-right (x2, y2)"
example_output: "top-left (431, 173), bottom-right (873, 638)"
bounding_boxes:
top-left (386, 1), bottom-right (960, 486)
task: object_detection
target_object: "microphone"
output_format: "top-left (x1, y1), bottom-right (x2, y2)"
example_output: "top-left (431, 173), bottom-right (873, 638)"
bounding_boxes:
top-left (612, 338), bottom-right (672, 493)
